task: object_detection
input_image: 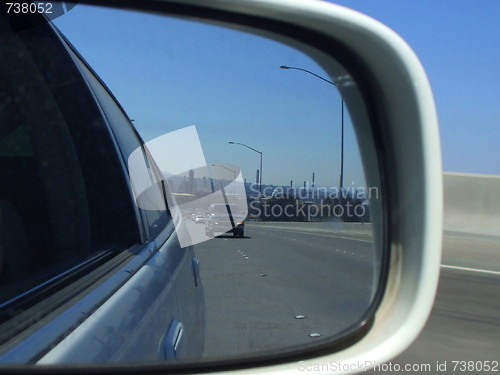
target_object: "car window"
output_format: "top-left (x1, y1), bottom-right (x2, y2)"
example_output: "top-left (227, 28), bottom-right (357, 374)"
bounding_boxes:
top-left (0, 11), bottom-right (139, 327)
top-left (73, 57), bottom-right (170, 239)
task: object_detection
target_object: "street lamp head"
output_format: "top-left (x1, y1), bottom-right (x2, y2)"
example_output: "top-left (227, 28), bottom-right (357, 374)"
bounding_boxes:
top-left (228, 141), bottom-right (235, 144)
top-left (279, 65), bottom-right (290, 69)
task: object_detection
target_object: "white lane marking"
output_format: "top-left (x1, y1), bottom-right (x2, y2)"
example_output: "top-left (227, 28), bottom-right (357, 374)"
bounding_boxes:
top-left (441, 264), bottom-right (500, 276)
top-left (253, 226), bottom-right (372, 243)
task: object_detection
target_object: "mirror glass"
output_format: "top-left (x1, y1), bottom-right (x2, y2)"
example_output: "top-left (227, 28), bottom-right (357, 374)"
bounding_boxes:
top-left (0, 3), bottom-right (383, 364)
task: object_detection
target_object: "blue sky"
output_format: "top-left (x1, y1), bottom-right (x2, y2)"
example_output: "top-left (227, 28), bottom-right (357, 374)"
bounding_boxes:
top-left (54, 1), bottom-right (499, 187)
top-left (333, 0), bottom-right (500, 175)
top-left (55, 4), bottom-right (364, 189)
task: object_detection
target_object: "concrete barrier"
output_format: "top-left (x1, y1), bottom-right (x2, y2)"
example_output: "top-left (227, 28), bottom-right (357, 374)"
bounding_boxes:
top-left (443, 172), bottom-right (500, 238)
top-left (247, 173), bottom-right (499, 240)
top-left (246, 221), bottom-right (373, 241)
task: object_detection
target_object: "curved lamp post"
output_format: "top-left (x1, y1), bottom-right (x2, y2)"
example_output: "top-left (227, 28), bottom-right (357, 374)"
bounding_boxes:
top-left (228, 141), bottom-right (263, 195)
top-left (279, 65), bottom-right (344, 190)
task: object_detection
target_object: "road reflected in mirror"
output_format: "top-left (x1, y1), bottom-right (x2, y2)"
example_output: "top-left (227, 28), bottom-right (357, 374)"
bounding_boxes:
top-left (51, 4), bottom-right (382, 362)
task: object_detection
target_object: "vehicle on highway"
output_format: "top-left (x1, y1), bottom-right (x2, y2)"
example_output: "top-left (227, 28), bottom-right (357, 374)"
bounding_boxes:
top-left (194, 214), bottom-right (206, 224)
top-left (205, 203), bottom-right (245, 238)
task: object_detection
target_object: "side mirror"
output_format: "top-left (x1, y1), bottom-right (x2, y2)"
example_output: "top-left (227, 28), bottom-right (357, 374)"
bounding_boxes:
top-left (0, 0), bottom-right (442, 373)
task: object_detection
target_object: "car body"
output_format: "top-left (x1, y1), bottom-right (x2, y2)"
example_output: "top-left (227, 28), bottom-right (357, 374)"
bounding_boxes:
top-left (205, 203), bottom-right (245, 237)
top-left (0, 9), bottom-right (205, 363)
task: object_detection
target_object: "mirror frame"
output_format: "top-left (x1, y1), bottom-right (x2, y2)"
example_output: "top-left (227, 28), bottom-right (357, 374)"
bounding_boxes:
top-left (0, 0), bottom-right (442, 374)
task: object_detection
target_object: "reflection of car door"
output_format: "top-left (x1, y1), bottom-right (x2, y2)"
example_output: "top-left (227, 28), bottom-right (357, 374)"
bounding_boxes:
top-left (0, 11), bottom-right (204, 364)
top-left (63, 45), bottom-right (204, 361)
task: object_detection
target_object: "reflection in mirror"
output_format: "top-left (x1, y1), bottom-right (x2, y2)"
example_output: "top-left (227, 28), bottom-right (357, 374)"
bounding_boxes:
top-left (0, 3), bottom-right (382, 364)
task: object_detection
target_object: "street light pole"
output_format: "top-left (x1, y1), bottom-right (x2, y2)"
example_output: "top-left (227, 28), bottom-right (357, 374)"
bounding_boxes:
top-left (228, 141), bottom-right (263, 195)
top-left (340, 96), bottom-right (344, 190)
top-left (279, 65), bottom-right (344, 190)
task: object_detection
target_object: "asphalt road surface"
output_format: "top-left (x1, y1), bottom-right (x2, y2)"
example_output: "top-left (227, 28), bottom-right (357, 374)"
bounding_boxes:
top-left (369, 235), bottom-right (500, 375)
top-left (193, 222), bottom-right (376, 358)
top-left (193, 222), bottom-right (500, 373)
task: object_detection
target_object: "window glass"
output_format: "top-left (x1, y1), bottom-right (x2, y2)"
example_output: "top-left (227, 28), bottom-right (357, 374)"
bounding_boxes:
top-left (0, 14), bottom-right (139, 308)
top-left (75, 59), bottom-right (170, 239)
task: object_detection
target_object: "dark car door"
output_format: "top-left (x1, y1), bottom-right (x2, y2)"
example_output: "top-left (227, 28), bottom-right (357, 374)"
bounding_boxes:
top-left (0, 10), bottom-right (204, 363)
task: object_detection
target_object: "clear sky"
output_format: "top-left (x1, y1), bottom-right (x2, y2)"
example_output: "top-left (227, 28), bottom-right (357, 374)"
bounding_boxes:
top-left (54, 0), bottom-right (499, 187)
top-left (55, 3), bottom-right (365, 189)
top-left (332, 0), bottom-right (500, 176)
